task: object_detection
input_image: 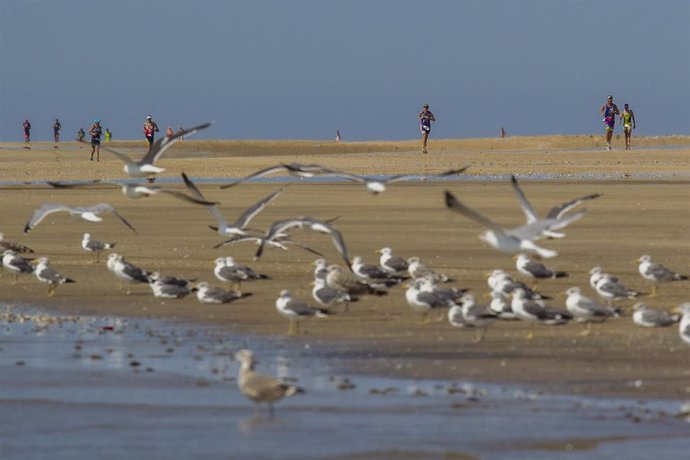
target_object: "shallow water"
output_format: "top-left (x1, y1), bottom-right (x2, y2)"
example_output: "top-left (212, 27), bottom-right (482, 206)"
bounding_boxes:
top-left (1, 305), bottom-right (689, 460)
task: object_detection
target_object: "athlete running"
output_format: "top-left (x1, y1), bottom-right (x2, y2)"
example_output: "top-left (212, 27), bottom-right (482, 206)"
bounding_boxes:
top-left (620, 103), bottom-right (636, 150)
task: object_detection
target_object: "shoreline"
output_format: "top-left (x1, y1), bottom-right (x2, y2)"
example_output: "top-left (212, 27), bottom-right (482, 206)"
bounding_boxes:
top-left (1, 139), bottom-right (689, 401)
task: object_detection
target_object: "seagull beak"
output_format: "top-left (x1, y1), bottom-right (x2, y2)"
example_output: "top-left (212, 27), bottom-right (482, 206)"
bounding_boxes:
top-left (512, 255), bottom-right (519, 261)
top-left (483, 272), bottom-right (492, 278)
top-left (482, 292), bottom-right (492, 299)
top-left (374, 249), bottom-right (381, 254)
top-left (670, 306), bottom-right (681, 314)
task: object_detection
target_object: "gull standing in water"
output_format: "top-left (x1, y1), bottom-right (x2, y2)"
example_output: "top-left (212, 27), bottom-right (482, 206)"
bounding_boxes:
top-left (563, 287), bottom-right (621, 335)
top-left (636, 255), bottom-right (688, 297)
top-left (510, 174), bottom-right (600, 239)
top-left (81, 233), bottom-right (115, 263)
top-left (24, 203), bottom-right (137, 234)
top-left (235, 349), bottom-right (304, 418)
top-left (34, 257), bottom-right (75, 296)
top-left (95, 122), bottom-right (212, 177)
top-left (444, 191), bottom-right (585, 258)
top-left (275, 289), bottom-right (329, 335)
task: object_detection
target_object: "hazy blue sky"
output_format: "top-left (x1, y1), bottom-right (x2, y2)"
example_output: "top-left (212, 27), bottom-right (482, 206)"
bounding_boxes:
top-left (1, 0), bottom-right (688, 141)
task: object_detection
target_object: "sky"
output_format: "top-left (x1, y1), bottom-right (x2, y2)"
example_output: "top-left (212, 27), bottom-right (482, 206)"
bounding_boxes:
top-left (1, 0), bottom-right (689, 141)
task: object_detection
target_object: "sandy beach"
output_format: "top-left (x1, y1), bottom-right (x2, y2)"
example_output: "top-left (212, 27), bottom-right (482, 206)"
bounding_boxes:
top-left (1, 136), bottom-right (689, 400)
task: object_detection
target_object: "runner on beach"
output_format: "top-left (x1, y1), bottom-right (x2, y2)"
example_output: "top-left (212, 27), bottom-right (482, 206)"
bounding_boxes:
top-left (144, 115), bottom-right (159, 148)
top-left (77, 127), bottom-right (85, 142)
top-left (600, 95), bottom-right (619, 150)
top-left (620, 103), bottom-right (636, 150)
top-left (23, 119), bottom-right (31, 142)
top-left (418, 104), bottom-right (436, 154)
top-left (53, 119), bottom-right (61, 143)
top-left (89, 119), bottom-right (103, 161)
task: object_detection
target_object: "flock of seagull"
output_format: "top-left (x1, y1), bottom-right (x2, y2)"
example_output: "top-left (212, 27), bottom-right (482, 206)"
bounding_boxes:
top-left (2, 121), bottom-right (689, 415)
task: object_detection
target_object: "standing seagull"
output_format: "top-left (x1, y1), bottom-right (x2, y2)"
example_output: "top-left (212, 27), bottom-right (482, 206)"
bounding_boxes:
top-left (351, 255), bottom-right (405, 288)
top-left (405, 280), bottom-right (453, 323)
top-left (593, 274), bottom-right (642, 305)
top-left (510, 174), bottom-right (600, 239)
top-left (636, 255), bottom-right (688, 297)
top-left (0, 233), bottom-right (34, 254)
top-left (2, 250), bottom-right (35, 283)
top-left (24, 203), bottom-right (137, 234)
top-left (106, 253), bottom-right (151, 293)
top-left (445, 191), bottom-right (585, 258)
top-left (632, 303), bottom-right (680, 328)
top-left (407, 256), bottom-right (450, 282)
top-left (564, 287), bottom-right (620, 335)
top-left (458, 293), bottom-right (497, 342)
top-left (275, 289), bottom-right (329, 335)
top-left (377, 247), bottom-right (409, 275)
top-left (81, 233), bottom-right (116, 263)
top-left (195, 282), bottom-right (250, 304)
top-left (95, 122), bottom-right (212, 177)
top-left (214, 256), bottom-right (269, 293)
top-left (511, 288), bottom-right (572, 338)
top-left (34, 257), bottom-right (75, 296)
top-left (235, 349), bottom-right (304, 418)
top-left (312, 277), bottom-right (352, 311)
top-left (515, 253), bottom-right (568, 287)
top-left (671, 304), bottom-right (690, 345)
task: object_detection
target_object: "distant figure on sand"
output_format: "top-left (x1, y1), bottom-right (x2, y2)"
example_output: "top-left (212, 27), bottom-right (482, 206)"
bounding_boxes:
top-left (144, 115), bottom-right (159, 148)
top-left (53, 119), bottom-right (61, 143)
top-left (104, 128), bottom-right (112, 141)
top-left (77, 127), bottom-right (85, 142)
top-left (500, 127), bottom-right (506, 138)
top-left (620, 103), bottom-right (636, 150)
top-left (89, 119), bottom-right (103, 161)
top-left (335, 130), bottom-right (341, 142)
top-left (23, 119), bottom-right (31, 142)
top-left (418, 104), bottom-right (436, 154)
top-left (177, 125), bottom-right (185, 139)
top-left (600, 95), bottom-right (619, 151)
top-left (166, 126), bottom-right (174, 138)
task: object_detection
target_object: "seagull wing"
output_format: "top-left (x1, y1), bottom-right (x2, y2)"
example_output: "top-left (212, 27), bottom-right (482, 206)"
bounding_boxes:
top-left (219, 165), bottom-right (290, 189)
top-left (141, 122), bottom-right (212, 165)
top-left (646, 263), bottom-right (681, 282)
top-left (24, 204), bottom-right (73, 233)
top-left (510, 175), bottom-right (539, 224)
top-left (103, 207), bottom-right (138, 234)
top-left (94, 143), bottom-right (140, 169)
top-left (47, 180), bottom-right (114, 189)
top-left (546, 194), bottom-right (601, 219)
top-left (522, 259), bottom-right (554, 278)
top-left (444, 191), bottom-right (505, 233)
top-left (233, 189), bottom-right (284, 229)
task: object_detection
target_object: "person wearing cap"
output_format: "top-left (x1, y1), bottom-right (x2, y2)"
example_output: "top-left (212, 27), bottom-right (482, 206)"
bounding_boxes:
top-left (88, 119), bottom-right (103, 161)
top-left (620, 103), bottom-right (636, 150)
top-left (600, 95), bottom-right (619, 150)
top-left (143, 115), bottom-right (159, 148)
top-left (418, 104), bottom-right (436, 154)
top-left (53, 119), bottom-right (62, 143)
top-left (22, 119), bottom-right (32, 143)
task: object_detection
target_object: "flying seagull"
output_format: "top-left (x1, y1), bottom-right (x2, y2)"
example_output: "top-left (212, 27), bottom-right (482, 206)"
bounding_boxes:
top-left (326, 166), bottom-right (470, 194)
top-left (220, 163), bottom-right (344, 189)
top-left (47, 176), bottom-right (218, 206)
top-left (255, 217), bottom-right (351, 268)
top-left (181, 172), bottom-right (282, 237)
top-left (444, 191), bottom-right (585, 258)
top-left (24, 203), bottom-right (137, 234)
top-left (94, 122), bottom-right (212, 177)
top-left (510, 175), bottom-right (600, 239)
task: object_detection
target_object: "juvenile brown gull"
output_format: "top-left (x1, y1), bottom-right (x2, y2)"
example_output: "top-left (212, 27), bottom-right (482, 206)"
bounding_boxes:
top-left (235, 349), bottom-right (304, 418)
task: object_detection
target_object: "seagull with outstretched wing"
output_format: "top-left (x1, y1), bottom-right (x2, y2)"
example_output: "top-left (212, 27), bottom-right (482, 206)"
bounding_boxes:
top-left (24, 203), bottom-right (137, 234)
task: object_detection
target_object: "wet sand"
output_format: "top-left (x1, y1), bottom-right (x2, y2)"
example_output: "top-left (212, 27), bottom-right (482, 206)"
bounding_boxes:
top-left (1, 136), bottom-right (689, 400)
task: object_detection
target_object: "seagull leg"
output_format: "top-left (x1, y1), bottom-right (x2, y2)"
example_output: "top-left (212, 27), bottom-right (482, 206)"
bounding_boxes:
top-left (48, 285), bottom-right (56, 297)
top-left (526, 323), bottom-right (535, 340)
top-left (472, 328), bottom-right (484, 343)
top-left (95, 252), bottom-right (100, 264)
top-left (649, 285), bottom-right (658, 298)
top-left (12, 273), bottom-right (18, 285)
top-left (580, 321), bottom-right (591, 337)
